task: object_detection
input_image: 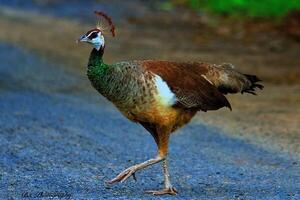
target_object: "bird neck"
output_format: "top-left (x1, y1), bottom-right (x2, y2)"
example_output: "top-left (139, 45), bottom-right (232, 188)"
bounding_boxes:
top-left (88, 45), bottom-right (108, 71)
top-left (87, 46), bottom-right (110, 86)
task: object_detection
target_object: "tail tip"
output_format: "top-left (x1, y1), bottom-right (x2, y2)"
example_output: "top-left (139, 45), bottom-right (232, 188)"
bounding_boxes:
top-left (243, 74), bottom-right (264, 95)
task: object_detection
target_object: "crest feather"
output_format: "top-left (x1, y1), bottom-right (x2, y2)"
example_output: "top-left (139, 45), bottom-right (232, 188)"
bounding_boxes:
top-left (94, 11), bottom-right (116, 37)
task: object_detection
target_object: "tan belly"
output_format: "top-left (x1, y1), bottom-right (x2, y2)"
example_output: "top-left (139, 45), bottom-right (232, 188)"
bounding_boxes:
top-left (117, 100), bottom-right (197, 133)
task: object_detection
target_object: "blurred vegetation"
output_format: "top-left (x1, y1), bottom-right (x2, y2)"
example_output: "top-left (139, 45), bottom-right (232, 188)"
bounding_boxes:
top-left (168, 0), bottom-right (300, 18)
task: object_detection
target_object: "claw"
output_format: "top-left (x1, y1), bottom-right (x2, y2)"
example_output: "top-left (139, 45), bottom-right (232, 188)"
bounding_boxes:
top-left (107, 166), bottom-right (137, 184)
top-left (145, 187), bottom-right (178, 195)
top-left (132, 173), bottom-right (137, 181)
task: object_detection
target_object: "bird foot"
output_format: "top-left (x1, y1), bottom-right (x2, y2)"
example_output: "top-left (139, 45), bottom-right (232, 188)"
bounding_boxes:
top-left (145, 187), bottom-right (178, 195)
top-left (107, 165), bottom-right (137, 184)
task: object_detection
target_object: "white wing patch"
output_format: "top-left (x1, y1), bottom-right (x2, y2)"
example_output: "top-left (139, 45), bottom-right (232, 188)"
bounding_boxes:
top-left (154, 75), bottom-right (177, 106)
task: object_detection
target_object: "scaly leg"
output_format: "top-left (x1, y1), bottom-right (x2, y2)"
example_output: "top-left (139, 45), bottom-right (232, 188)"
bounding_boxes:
top-left (145, 158), bottom-right (177, 195)
top-left (108, 125), bottom-right (176, 196)
top-left (107, 155), bottom-right (165, 184)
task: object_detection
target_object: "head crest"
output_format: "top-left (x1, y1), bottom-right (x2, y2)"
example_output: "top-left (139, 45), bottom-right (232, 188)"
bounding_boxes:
top-left (94, 11), bottom-right (116, 37)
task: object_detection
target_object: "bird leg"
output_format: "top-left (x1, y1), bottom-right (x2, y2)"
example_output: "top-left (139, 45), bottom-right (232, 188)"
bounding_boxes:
top-left (108, 125), bottom-right (177, 195)
top-left (107, 155), bottom-right (165, 184)
top-left (145, 158), bottom-right (177, 195)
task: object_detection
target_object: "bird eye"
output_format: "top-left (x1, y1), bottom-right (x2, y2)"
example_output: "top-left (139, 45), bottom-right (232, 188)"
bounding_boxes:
top-left (88, 32), bottom-right (98, 39)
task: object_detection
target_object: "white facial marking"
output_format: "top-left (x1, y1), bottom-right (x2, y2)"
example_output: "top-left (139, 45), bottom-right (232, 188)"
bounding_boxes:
top-left (91, 33), bottom-right (104, 50)
top-left (86, 31), bottom-right (97, 38)
top-left (81, 31), bottom-right (104, 50)
top-left (154, 75), bottom-right (177, 106)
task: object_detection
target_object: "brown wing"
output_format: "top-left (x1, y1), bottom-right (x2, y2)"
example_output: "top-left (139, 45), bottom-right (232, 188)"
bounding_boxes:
top-left (141, 61), bottom-right (232, 111)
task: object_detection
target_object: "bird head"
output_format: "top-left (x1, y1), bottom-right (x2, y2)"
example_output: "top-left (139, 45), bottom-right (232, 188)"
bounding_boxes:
top-left (78, 28), bottom-right (104, 50)
top-left (78, 11), bottom-right (115, 51)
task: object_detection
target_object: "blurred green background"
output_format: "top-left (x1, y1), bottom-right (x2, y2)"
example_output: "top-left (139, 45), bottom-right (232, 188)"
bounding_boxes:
top-left (165, 0), bottom-right (300, 18)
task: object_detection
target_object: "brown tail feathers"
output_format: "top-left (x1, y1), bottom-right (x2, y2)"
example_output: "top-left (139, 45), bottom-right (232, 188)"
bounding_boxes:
top-left (242, 74), bottom-right (264, 95)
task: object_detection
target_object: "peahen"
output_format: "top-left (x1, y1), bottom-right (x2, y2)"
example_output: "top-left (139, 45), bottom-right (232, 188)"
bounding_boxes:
top-left (78, 11), bottom-right (263, 195)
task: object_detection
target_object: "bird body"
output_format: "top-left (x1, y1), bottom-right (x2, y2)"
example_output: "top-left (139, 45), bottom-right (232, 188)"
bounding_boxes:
top-left (79, 11), bottom-right (263, 195)
top-left (87, 48), bottom-right (262, 128)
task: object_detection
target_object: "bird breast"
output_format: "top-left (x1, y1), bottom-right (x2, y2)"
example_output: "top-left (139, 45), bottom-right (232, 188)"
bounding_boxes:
top-left (99, 63), bottom-right (178, 123)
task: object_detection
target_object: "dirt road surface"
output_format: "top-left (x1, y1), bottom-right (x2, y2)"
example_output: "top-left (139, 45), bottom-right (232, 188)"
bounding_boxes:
top-left (0, 2), bottom-right (299, 199)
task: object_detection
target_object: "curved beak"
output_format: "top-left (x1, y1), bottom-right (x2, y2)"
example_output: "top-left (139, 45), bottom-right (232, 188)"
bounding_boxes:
top-left (76, 35), bottom-right (88, 43)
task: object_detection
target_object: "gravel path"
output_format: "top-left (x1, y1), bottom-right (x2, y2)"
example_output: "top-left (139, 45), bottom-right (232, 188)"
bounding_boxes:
top-left (0, 44), bottom-right (299, 200)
